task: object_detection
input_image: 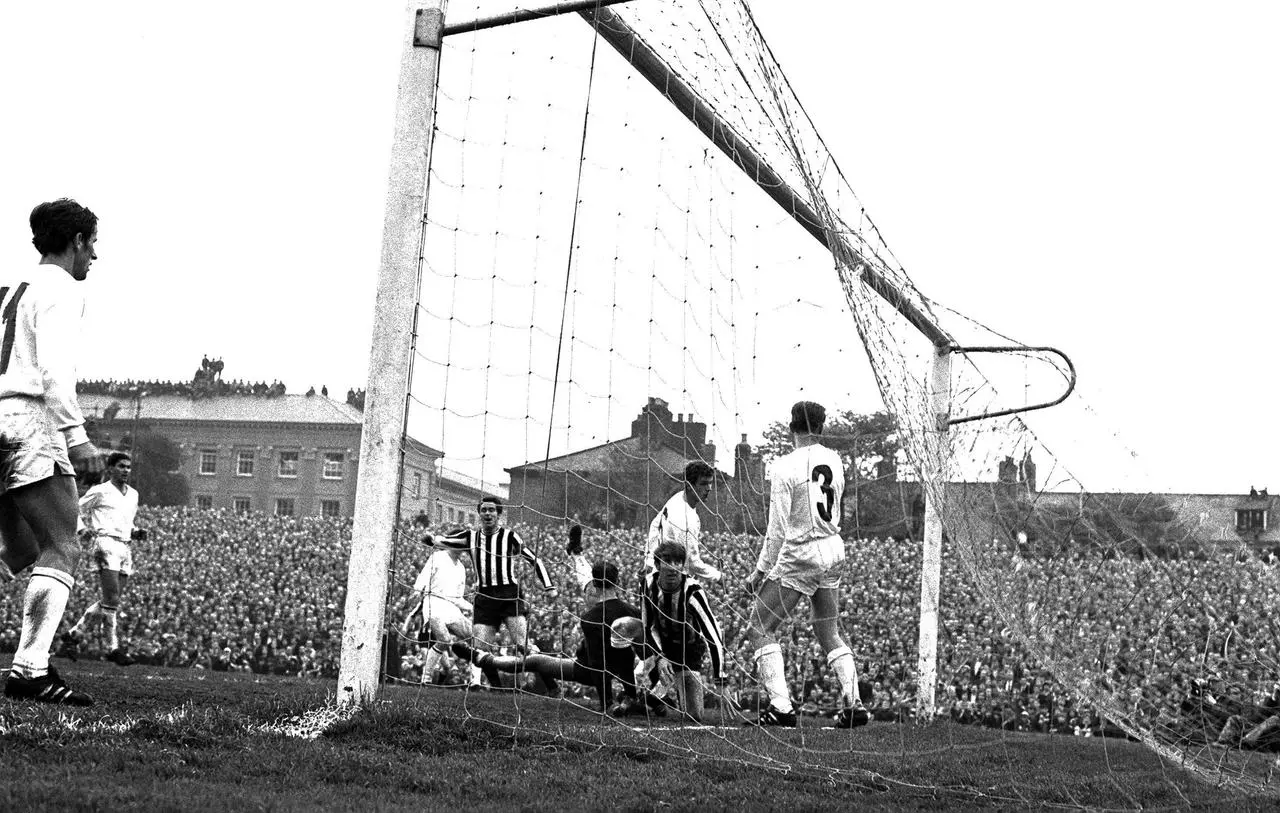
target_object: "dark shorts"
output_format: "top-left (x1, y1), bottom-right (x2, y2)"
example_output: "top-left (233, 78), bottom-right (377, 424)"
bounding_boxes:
top-left (659, 633), bottom-right (706, 674)
top-left (473, 584), bottom-right (528, 628)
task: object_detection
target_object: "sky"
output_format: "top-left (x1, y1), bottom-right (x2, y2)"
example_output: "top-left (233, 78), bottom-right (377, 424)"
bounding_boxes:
top-left (1, 1), bottom-right (1276, 496)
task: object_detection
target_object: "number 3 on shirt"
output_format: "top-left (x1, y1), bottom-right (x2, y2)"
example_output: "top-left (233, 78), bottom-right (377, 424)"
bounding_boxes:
top-left (811, 465), bottom-right (835, 522)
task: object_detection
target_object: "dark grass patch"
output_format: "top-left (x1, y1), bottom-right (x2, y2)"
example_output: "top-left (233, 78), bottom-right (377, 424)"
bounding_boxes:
top-left (1, 659), bottom-right (1277, 811)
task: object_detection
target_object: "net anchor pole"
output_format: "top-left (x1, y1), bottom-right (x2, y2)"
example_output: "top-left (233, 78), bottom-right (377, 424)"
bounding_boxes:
top-left (916, 343), bottom-right (952, 721)
top-left (338, 0), bottom-right (445, 708)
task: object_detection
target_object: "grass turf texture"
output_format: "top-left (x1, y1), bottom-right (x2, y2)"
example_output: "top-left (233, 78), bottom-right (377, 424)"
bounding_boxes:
top-left (0, 659), bottom-right (1274, 811)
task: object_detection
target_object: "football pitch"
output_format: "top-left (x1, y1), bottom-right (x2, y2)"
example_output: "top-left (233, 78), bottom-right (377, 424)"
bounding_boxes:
top-left (0, 659), bottom-right (1271, 812)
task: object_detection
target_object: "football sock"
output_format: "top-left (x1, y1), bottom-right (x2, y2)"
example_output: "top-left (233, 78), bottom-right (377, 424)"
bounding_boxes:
top-left (102, 605), bottom-right (120, 651)
top-left (69, 602), bottom-right (101, 636)
top-left (753, 642), bottom-right (793, 714)
top-left (826, 645), bottom-right (860, 706)
top-left (11, 568), bottom-right (74, 679)
top-left (423, 647), bottom-right (444, 683)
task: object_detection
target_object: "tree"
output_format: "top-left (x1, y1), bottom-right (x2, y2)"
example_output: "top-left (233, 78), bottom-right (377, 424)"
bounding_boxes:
top-left (84, 419), bottom-right (189, 506)
top-left (1025, 491), bottom-right (1195, 558)
top-left (130, 430), bottom-right (190, 506)
top-left (760, 410), bottom-right (915, 539)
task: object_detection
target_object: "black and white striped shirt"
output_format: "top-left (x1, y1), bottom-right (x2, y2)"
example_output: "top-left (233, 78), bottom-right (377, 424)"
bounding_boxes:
top-left (639, 572), bottom-right (726, 679)
top-left (431, 527), bottom-right (553, 592)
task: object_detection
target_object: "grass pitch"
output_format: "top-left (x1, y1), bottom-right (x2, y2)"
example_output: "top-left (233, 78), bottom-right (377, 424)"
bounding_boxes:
top-left (0, 658), bottom-right (1274, 811)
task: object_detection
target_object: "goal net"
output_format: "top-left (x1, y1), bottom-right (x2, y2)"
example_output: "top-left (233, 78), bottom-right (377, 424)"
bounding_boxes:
top-left (355, 0), bottom-right (1280, 799)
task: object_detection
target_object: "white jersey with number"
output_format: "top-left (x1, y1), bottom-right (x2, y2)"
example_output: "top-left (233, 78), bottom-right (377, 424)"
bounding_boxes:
top-left (0, 265), bottom-right (89, 447)
top-left (79, 481), bottom-right (139, 541)
top-left (756, 443), bottom-right (844, 574)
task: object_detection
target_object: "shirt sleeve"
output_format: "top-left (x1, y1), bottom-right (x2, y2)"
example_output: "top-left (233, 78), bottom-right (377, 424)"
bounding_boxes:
top-left (572, 554), bottom-right (593, 590)
top-left (756, 469), bottom-right (790, 574)
top-left (686, 532), bottom-right (722, 582)
top-left (78, 488), bottom-right (103, 528)
top-left (687, 584), bottom-right (726, 680)
top-left (426, 530), bottom-right (471, 551)
top-left (514, 531), bottom-right (554, 589)
top-left (34, 285), bottom-right (89, 446)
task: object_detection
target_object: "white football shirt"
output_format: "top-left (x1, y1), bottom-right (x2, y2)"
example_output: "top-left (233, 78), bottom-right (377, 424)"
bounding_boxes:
top-left (413, 549), bottom-right (468, 609)
top-left (0, 265), bottom-right (89, 446)
top-left (79, 481), bottom-right (139, 541)
top-left (756, 443), bottom-right (844, 573)
top-left (645, 489), bottom-right (722, 581)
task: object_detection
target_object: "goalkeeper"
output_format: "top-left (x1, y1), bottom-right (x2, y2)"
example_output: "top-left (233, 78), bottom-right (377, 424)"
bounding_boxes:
top-left (453, 526), bottom-right (645, 712)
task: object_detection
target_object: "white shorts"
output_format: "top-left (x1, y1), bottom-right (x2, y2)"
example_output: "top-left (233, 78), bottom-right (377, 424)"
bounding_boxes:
top-left (93, 536), bottom-right (134, 576)
top-left (422, 598), bottom-right (467, 645)
top-left (767, 534), bottom-right (845, 596)
top-left (0, 397), bottom-right (73, 496)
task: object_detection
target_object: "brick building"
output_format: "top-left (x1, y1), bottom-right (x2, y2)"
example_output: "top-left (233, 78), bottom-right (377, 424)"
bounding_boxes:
top-left (80, 393), bottom-right (442, 519)
top-left (506, 397), bottom-right (766, 531)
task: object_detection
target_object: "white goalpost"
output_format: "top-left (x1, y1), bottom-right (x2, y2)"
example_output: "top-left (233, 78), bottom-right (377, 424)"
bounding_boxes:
top-left (332, 0), bottom-right (1280, 800)
top-left (337, 0), bottom-right (961, 712)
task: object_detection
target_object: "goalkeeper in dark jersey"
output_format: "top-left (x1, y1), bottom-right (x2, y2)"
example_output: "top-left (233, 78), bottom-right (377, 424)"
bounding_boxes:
top-left (453, 526), bottom-right (645, 712)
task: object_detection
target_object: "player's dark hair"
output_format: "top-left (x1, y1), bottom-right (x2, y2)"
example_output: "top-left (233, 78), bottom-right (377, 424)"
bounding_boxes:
top-left (30, 198), bottom-right (98, 257)
top-left (477, 495), bottom-right (503, 513)
top-left (683, 461), bottom-right (715, 484)
top-left (789, 401), bottom-right (827, 435)
top-left (591, 561), bottom-right (620, 591)
top-left (106, 452), bottom-right (131, 467)
top-left (653, 540), bottom-right (687, 565)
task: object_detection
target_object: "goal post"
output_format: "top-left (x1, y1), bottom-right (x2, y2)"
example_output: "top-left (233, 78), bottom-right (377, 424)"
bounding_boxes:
top-left (338, 0), bottom-right (445, 707)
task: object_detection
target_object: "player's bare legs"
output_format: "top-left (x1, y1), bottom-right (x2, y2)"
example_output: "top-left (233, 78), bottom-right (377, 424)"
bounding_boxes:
top-left (811, 586), bottom-right (868, 726)
top-left (0, 498), bottom-right (41, 576)
top-left (745, 578), bottom-right (804, 720)
top-left (2, 475), bottom-right (94, 705)
top-left (674, 670), bottom-right (706, 723)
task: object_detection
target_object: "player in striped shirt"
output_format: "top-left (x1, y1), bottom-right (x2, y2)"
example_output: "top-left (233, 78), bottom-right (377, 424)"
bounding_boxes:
top-left (637, 540), bottom-right (727, 723)
top-left (453, 527), bottom-right (646, 711)
top-left (0, 199), bottom-right (104, 706)
top-left (744, 401), bottom-right (869, 728)
top-left (425, 496), bottom-right (556, 688)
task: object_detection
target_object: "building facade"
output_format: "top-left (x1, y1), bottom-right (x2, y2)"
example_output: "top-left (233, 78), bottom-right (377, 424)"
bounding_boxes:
top-left (80, 393), bottom-right (442, 519)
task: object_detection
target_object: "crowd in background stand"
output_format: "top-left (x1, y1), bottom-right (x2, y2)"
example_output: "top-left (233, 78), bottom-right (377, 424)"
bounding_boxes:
top-left (1, 507), bottom-right (1274, 740)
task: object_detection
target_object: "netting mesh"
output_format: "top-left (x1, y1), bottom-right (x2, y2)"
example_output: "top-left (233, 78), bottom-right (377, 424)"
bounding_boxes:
top-left (370, 0), bottom-right (1280, 798)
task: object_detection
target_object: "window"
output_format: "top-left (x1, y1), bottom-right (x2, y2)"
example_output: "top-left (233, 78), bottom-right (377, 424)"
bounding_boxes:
top-left (195, 495), bottom-right (213, 510)
top-left (278, 450), bottom-right (299, 478)
top-left (199, 449), bottom-right (218, 476)
top-left (233, 497), bottom-right (252, 514)
top-left (320, 500), bottom-right (341, 518)
top-left (322, 452), bottom-right (345, 480)
top-left (236, 450), bottom-right (255, 477)
top-left (275, 498), bottom-right (295, 517)
top-left (1237, 509), bottom-right (1269, 532)
top-left (413, 472), bottom-right (422, 499)
top-left (437, 504), bottom-right (444, 523)
top-left (448, 507), bottom-right (456, 522)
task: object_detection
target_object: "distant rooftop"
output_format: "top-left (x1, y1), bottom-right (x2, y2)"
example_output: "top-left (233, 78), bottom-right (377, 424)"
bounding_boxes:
top-left (79, 393), bottom-right (364, 426)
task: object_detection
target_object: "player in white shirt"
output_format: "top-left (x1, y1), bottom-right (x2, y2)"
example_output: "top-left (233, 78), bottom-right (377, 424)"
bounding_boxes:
top-left (0, 199), bottom-right (104, 706)
top-left (401, 547), bottom-right (475, 684)
top-left (645, 461), bottom-right (721, 582)
top-left (744, 401), bottom-right (869, 729)
top-left (64, 452), bottom-right (143, 665)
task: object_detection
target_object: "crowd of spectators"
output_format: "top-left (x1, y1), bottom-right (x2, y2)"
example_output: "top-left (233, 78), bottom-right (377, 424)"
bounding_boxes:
top-left (78, 376), bottom-right (366, 410)
top-left (1, 508), bottom-right (1276, 742)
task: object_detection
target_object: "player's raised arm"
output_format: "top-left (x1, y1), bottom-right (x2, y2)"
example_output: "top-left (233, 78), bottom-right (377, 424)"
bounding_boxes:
top-left (422, 528), bottom-right (470, 551)
top-left (514, 529), bottom-right (555, 591)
